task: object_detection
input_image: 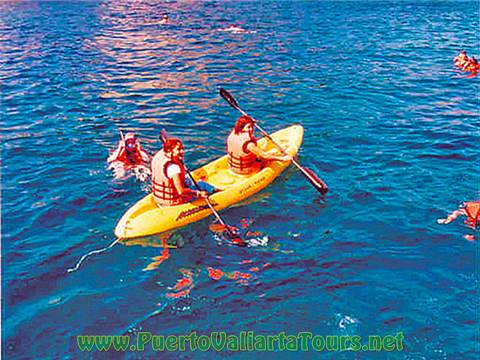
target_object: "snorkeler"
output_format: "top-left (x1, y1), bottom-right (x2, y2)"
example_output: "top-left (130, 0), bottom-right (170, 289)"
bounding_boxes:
top-left (107, 132), bottom-right (150, 180)
top-left (463, 57), bottom-right (479, 73)
top-left (438, 200), bottom-right (480, 241)
top-left (158, 13), bottom-right (168, 24)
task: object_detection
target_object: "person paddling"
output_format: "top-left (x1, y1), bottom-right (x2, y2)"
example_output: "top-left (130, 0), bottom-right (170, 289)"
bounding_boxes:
top-left (107, 132), bottom-right (150, 180)
top-left (151, 138), bottom-right (215, 206)
top-left (227, 115), bottom-right (290, 175)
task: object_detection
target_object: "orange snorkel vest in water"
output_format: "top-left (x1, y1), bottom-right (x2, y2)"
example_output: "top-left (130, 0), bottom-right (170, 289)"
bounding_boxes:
top-left (117, 133), bottom-right (143, 165)
top-left (118, 148), bottom-right (142, 165)
top-left (464, 201), bottom-right (480, 229)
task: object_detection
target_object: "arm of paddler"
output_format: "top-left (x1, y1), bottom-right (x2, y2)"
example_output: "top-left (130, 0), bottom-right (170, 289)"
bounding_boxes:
top-left (246, 142), bottom-right (291, 162)
top-left (171, 173), bottom-right (208, 200)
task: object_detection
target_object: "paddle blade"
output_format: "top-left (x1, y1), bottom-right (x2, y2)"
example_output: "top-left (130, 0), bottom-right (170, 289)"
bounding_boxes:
top-left (299, 165), bottom-right (329, 195)
top-left (160, 129), bottom-right (170, 144)
top-left (219, 87), bottom-right (241, 111)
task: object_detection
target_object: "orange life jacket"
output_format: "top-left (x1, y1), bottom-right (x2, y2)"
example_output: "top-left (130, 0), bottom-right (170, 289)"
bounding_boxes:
top-left (454, 55), bottom-right (467, 67)
top-left (465, 63), bottom-right (480, 72)
top-left (464, 201), bottom-right (480, 229)
top-left (151, 150), bottom-right (188, 206)
top-left (118, 146), bottom-right (143, 165)
top-left (226, 130), bottom-right (262, 175)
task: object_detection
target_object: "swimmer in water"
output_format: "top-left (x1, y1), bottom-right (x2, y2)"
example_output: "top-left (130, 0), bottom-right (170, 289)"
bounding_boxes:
top-left (107, 132), bottom-right (151, 181)
top-left (438, 200), bottom-right (480, 241)
top-left (158, 13), bottom-right (168, 25)
top-left (463, 57), bottom-right (479, 73)
top-left (219, 23), bottom-right (248, 33)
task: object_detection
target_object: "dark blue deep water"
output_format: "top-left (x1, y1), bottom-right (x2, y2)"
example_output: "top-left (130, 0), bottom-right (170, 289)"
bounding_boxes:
top-left (2, 1), bottom-right (479, 359)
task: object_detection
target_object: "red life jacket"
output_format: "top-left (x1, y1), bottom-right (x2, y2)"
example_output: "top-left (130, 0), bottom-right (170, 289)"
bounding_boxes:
top-left (464, 201), bottom-right (480, 229)
top-left (454, 54), bottom-right (467, 67)
top-left (151, 150), bottom-right (188, 206)
top-left (118, 147), bottom-right (142, 165)
top-left (226, 130), bottom-right (262, 175)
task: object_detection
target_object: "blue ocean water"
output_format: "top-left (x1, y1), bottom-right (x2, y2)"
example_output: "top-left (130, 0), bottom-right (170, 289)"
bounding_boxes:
top-left (1, 0), bottom-right (479, 359)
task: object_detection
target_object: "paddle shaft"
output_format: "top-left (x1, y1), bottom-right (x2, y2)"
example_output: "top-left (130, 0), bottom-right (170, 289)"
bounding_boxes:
top-left (219, 88), bottom-right (328, 195)
top-left (183, 165), bottom-right (237, 238)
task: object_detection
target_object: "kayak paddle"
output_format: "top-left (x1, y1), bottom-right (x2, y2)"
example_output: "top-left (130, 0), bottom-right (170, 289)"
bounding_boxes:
top-left (159, 129), bottom-right (245, 244)
top-left (219, 87), bottom-right (329, 195)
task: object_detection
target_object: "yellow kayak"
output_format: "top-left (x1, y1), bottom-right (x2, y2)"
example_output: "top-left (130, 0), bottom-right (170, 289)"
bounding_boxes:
top-left (114, 125), bottom-right (304, 239)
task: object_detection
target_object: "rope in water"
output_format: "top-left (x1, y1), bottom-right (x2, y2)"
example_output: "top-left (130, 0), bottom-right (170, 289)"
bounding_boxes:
top-left (67, 237), bottom-right (122, 273)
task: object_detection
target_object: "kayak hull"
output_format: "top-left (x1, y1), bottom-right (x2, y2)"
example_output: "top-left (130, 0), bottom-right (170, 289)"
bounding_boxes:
top-left (114, 125), bottom-right (304, 239)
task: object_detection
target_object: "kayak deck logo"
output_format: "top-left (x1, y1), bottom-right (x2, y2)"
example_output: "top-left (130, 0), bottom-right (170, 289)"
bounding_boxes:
top-left (176, 202), bottom-right (218, 222)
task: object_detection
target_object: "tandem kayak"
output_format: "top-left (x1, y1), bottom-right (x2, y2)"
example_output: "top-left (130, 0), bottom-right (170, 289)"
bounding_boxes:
top-left (114, 125), bottom-right (304, 239)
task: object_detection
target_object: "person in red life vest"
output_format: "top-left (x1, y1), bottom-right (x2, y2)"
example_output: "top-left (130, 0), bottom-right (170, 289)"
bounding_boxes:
top-left (107, 132), bottom-right (150, 180)
top-left (454, 50), bottom-right (468, 68)
top-left (151, 138), bottom-right (215, 206)
top-left (226, 115), bottom-right (290, 175)
top-left (158, 13), bottom-right (168, 24)
top-left (463, 57), bottom-right (479, 73)
top-left (438, 201), bottom-right (480, 241)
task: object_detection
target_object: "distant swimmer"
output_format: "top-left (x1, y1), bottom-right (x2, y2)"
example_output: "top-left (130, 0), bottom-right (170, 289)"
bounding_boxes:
top-left (454, 51), bottom-right (479, 74)
top-left (463, 57), bottom-right (479, 73)
top-left (219, 24), bottom-right (256, 34)
top-left (227, 24), bottom-right (246, 32)
top-left (158, 13), bottom-right (169, 24)
top-left (438, 200), bottom-right (480, 241)
top-left (146, 13), bottom-right (168, 25)
top-left (107, 132), bottom-right (151, 181)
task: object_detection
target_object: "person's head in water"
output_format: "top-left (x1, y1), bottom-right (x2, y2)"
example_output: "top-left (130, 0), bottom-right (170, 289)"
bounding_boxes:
top-left (163, 13), bottom-right (168, 21)
top-left (234, 115), bottom-right (254, 135)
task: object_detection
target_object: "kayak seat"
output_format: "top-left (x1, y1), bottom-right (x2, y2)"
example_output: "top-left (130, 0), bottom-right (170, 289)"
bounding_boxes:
top-left (206, 168), bottom-right (255, 191)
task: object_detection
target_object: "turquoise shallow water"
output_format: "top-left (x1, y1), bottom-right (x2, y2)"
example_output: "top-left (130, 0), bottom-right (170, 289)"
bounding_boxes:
top-left (1, 1), bottom-right (479, 359)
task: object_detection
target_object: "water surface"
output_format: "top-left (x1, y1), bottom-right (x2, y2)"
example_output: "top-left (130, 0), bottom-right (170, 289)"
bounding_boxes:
top-left (1, 1), bottom-right (479, 359)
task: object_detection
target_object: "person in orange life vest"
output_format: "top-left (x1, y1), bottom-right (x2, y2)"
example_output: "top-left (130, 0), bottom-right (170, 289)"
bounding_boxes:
top-left (438, 201), bottom-right (480, 241)
top-left (463, 57), bottom-right (479, 73)
top-left (226, 115), bottom-right (290, 175)
top-left (454, 50), bottom-right (468, 67)
top-left (158, 13), bottom-right (168, 24)
top-left (107, 132), bottom-right (150, 180)
top-left (227, 24), bottom-right (246, 32)
top-left (151, 138), bottom-right (215, 207)
top-left (438, 201), bottom-right (480, 228)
